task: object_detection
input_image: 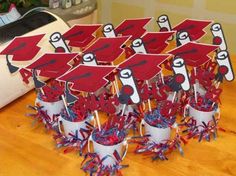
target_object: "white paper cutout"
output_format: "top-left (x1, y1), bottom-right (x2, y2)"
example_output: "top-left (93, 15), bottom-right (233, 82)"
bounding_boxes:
top-left (177, 31), bottom-right (191, 46)
top-left (103, 24), bottom-right (116, 38)
top-left (211, 23), bottom-right (227, 51)
top-left (172, 57), bottom-right (190, 91)
top-left (82, 53), bottom-right (98, 66)
top-left (216, 50), bottom-right (234, 81)
top-left (49, 32), bottom-right (70, 53)
top-left (157, 15), bottom-right (173, 40)
top-left (119, 69), bottom-right (141, 104)
top-left (131, 38), bottom-right (147, 54)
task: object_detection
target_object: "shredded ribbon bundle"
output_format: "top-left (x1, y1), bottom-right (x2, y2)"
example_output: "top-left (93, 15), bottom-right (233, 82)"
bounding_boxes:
top-left (26, 104), bottom-right (57, 130)
top-left (53, 122), bottom-right (93, 155)
top-left (81, 152), bottom-right (128, 176)
top-left (130, 131), bottom-right (186, 161)
top-left (181, 113), bottom-right (221, 142)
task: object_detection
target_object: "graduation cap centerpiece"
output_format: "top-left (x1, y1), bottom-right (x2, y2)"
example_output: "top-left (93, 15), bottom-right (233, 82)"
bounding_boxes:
top-left (26, 53), bottom-right (78, 79)
top-left (173, 19), bottom-right (212, 41)
top-left (131, 32), bottom-right (175, 54)
top-left (83, 36), bottom-right (130, 64)
top-left (103, 17), bottom-right (152, 40)
top-left (57, 65), bottom-right (116, 93)
top-left (119, 53), bottom-right (170, 81)
top-left (168, 42), bottom-right (218, 67)
top-left (0, 34), bottom-right (45, 73)
top-left (63, 24), bottom-right (102, 48)
top-left (81, 115), bottom-right (128, 175)
top-left (10, 15), bottom-right (234, 174)
top-left (57, 64), bottom-right (116, 131)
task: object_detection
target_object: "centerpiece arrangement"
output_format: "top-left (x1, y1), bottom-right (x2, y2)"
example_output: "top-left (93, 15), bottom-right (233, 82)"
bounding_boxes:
top-left (0, 15), bottom-right (234, 175)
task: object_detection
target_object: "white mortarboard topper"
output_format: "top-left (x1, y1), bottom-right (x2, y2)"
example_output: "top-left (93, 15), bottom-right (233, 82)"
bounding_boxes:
top-left (157, 15), bottom-right (173, 40)
top-left (211, 23), bottom-right (227, 51)
top-left (118, 68), bottom-right (140, 104)
top-left (49, 32), bottom-right (70, 53)
top-left (216, 50), bottom-right (234, 81)
top-left (131, 38), bottom-right (147, 54)
top-left (176, 31), bottom-right (191, 46)
top-left (103, 24), bottom-right (116, 38)
top-left (82, 53), bottom-right (98, 66)
top-left (172, 57), bottom-right (190, 91)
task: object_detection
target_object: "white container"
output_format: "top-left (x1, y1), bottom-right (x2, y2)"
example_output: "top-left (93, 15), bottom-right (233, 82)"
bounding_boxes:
top-left (140, 119), bottom-right (171, 144)
top-left (35, 98), bottom-right (65, 122)
top-left (88, 134), bottom-right (128, 166)
top-left (57, 115), bottom-right (94, 139)
top-left (184, 104), bottom-right (220, 130)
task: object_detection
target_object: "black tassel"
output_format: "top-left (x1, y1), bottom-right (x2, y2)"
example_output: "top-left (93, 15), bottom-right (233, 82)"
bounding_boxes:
top-left (33, 70), bottom-right (46, 89)
top-left (65, 82), bottom-right (77, 104)
top-left (6, 55), bottom-right (19, 73)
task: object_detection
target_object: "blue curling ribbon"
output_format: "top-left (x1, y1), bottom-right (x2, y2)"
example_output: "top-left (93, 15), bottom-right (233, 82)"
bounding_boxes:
top-left (60, 107), bottom-right (92, 122)
top-left (182, 115), bottom-right (220, 142)
top-left (189, 95), bottom-right (218, 112)
top-left (92, 127), bottom-right (126, 146)
top-left (81, 152), bottom-right (128, 175)
top-left (144, 108), bottom-right (176, 128)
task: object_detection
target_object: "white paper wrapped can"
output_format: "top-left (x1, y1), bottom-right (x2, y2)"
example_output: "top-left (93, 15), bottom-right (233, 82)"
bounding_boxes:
top-left (57, 115), bottom-right (94, 139)
top-left (184, 104), bottom-right (220, 131)
top-left (88, 134), bottom-right (128, 166)
top-left (103, 24), bottom-right (116, 38)
top-left (140, 119), bottom-right (171, 144)
top-left (35, 98), bottom-right (65, 122)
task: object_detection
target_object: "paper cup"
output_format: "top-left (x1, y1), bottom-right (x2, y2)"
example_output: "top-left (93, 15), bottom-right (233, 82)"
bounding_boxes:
top-left (57, 115), bottom-right (94, 139)
top-left (184, 104), bottom-right (219, 130)
top-left (88, 134), bottom-right (128, 166)
top-left (140, 119), bottom-right (171, 144)
top-left (35, 98), bottom-right (65, 122)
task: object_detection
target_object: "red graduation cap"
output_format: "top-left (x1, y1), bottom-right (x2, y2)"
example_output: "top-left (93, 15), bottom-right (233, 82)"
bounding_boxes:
top-left (26, 53), bottom-right (77, 78)
top-left (168, 42), bottom-right (218, 67)
top-left (0, 34), bottom-right (44, 61)
top-left (141, 31), bottom-right (175, 54)
top-left (63, 24), bottom-right (101, 48)
top-left (115, 18), bottom-right (152, 40)
top-left (83, 36), bottom-right (129, 63)
top-left (118, 53), bottom-right (170, 80)
top-left (57, 65), bottom-right (116, 92)
top-left (173, 19), bottom-right (212, 41)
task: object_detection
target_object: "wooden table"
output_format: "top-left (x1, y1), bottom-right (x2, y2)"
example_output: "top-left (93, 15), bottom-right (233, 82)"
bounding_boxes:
top-left (0, 58), bottom-right (236, 176)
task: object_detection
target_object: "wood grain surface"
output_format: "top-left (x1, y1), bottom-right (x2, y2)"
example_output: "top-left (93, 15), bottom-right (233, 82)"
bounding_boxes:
top-left (0, 57), bottom-right (236, 176)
